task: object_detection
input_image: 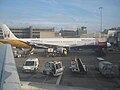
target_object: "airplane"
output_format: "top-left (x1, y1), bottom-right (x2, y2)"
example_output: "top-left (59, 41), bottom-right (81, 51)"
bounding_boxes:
top-left (0, 44), bottom-right (21, 90)
top-left (0, 24), bottom-right (111, 52)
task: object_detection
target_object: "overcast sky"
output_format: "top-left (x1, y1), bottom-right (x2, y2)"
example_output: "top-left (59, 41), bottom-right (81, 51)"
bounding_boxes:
top-left (0, 0), bottom-right (120, 33)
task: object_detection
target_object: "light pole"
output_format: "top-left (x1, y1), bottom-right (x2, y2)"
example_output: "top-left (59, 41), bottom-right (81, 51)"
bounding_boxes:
top-left (99, 7), bottom-right (103, 33)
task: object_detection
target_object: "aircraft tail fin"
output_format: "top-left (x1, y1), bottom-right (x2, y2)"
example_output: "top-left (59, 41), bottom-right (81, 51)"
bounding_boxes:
top-left (0, 24), bottom-right (17, 39)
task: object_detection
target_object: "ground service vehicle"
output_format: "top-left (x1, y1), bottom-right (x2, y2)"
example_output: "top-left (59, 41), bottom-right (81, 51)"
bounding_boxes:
top-left (45, 47), bottom-right (68, 57)
top-left (98, 61), bottom-right (119, 77)
top-left (13, 50), bottom-right (22, 58)
top-left (22, 58), bottom-right (39, 72)
top-left (95, 57), bottom-right (105, 70)
top-left (95, 57), bottom-right (119, 77)
top-left (43, 61), bottom-right (64, 76)
top-left (70, 58), bottom-right (87, 74)
top-left (56, 47), bottom-right (68, 56)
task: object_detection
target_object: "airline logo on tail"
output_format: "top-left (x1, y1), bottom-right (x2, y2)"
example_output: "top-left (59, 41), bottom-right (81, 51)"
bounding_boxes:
top-left (0, 24), bottom-right (17, 39)
top-left (4, 31), bottom-right (10, 38)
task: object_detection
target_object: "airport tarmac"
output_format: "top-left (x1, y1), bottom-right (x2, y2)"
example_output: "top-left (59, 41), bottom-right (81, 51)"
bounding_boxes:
top-left (15, 49), bottom-right (120, 89)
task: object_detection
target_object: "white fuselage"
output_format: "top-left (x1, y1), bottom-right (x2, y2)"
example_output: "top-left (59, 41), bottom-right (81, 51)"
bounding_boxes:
top-left (19, 38), bottom-right (98, 47)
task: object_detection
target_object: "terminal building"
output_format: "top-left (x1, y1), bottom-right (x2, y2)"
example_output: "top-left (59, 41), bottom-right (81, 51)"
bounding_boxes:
top-left (10, 26), bottom-right (55, 38)
top-left (76, 27), bottom-right (87, 36)
top-left (59, 27), bottom-right (87, 38)
top-left (0, 26), bottom-right (55, 39)
top-left (0, 25), bottom-right (87, 39)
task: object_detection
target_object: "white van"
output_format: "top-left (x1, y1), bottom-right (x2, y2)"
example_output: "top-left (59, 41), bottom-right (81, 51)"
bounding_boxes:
top-left (43, 61), bottom-right (64, 76)
top-left (22, 58), bottom-right (39, 72)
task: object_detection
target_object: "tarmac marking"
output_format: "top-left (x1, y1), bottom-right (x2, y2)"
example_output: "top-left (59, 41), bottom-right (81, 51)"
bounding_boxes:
top-left (42, 75), bottom-right (49, 83)
top-left (56, 66), bottom-right (65, 85)
top-left (89, 70), bottom-right (102, 87)
top-left (112, 78), bottom-right (120, 87)
top-left (56, 73), bottom-right (63, 85)
top-left (27, 74), bottom-right (37, 81)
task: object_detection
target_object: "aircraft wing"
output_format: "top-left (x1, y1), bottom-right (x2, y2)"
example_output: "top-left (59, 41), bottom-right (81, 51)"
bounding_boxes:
top-left (0, 44), bottom-right (21, 90)
top-left (24, 41), bottom-right (62, 49)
